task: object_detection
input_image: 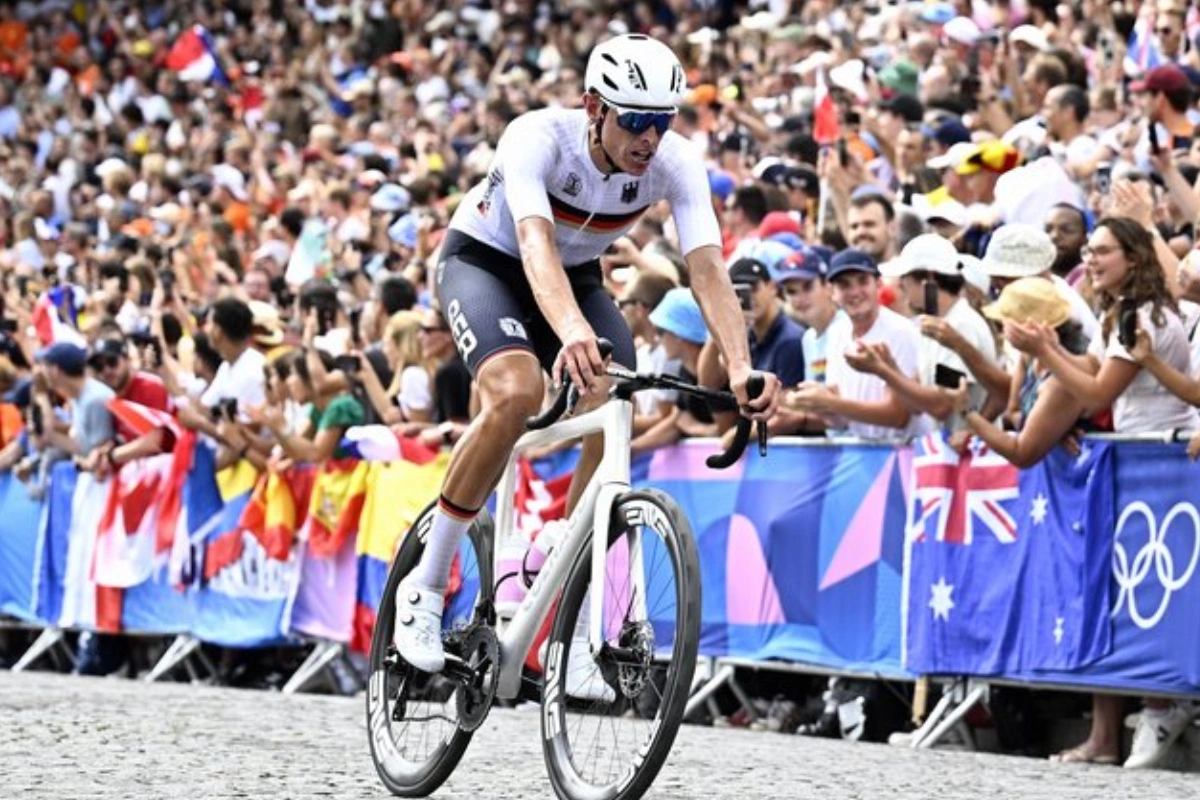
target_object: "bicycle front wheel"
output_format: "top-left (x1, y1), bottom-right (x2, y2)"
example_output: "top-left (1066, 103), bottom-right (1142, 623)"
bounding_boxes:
top-left (366, 500), bottom-right (494, 797)
top-left (541, 489), bottom-right (701, 800)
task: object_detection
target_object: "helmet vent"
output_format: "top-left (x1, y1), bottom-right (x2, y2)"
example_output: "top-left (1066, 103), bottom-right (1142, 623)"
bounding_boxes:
top-left (602, 74), bottom-right (620, 93)
top-left (628, 62), bottom-right (648, 92)
top-left (601, 53), bottom-right (619, 67)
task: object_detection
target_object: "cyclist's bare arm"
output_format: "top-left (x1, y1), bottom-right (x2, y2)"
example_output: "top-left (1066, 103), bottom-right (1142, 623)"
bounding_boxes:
top-left (684, 243), bottom-right (780, 418)
top-left (516, 216), bottom-right (604, 389)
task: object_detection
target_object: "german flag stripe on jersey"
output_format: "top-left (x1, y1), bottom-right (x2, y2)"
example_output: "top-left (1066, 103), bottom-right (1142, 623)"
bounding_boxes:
top-left (548, 194), bottom-right (649, 232)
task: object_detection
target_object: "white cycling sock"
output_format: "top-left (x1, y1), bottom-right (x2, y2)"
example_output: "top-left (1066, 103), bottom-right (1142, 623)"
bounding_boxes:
top-left (412, 497), bottom-right (477, 593)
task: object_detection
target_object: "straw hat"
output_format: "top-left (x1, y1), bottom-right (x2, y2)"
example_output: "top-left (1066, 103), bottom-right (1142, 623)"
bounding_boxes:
top-left (982, 278), bottom-right (1070, 328)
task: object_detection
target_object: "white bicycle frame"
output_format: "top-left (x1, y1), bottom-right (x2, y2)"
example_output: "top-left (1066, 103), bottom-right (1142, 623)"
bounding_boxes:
top-left (488, 394), bottom-right (645, 701)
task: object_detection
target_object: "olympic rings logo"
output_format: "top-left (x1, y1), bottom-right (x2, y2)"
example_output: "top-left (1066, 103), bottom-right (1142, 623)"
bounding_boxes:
top-left (1111, 501), bottom-right (1200, 631)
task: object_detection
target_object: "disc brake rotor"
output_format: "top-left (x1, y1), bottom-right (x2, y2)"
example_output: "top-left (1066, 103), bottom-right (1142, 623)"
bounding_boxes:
top-left (456, 625), bottom-right (500, 732)
top-left (617, 621), bottom-right (655, 699)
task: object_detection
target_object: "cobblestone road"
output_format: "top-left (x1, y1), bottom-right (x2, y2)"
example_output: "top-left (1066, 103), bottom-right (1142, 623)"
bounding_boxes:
top-left (2, 671), bottom-right (1197, 799)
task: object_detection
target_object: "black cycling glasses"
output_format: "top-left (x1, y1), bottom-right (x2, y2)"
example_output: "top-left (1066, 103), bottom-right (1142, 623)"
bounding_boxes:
top-left (609, 106), bottom-right (675, 136)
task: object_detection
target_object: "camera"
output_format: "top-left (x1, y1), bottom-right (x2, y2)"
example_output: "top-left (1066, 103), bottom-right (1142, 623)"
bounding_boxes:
top-left (734, 283), bottom-right (753, 311)
top-left (209, 397), bottom-right (238, 422)
top-left (334, 353), bottom-right (362, 375)
top-left (1095, 162), bottom-right (1113, 195)
top-left (130, 330), bottom-right (164, 368)
top-left (924, 280), bottom-right (939, 317)
top-left (1118, 299), bottom-right (1139, 349)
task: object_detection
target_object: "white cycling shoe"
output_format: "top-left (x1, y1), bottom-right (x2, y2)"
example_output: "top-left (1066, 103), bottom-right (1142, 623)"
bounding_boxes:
top-left (393, 579), bottom-right (446, 673)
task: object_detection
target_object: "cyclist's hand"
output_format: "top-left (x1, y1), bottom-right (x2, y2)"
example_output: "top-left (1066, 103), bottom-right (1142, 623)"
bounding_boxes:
top-left (553, 323), bottom-right (604, 393)
top-left (729, 366), bottom-right (779, 421)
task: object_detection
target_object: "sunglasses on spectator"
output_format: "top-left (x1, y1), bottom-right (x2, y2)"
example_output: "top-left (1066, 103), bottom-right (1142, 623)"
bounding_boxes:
top-left (617, 298), bottom-right (646, 310)
top-left (604, 102), bottom-right (675, 136)
top-left (420, 324), bottom-right (449, 333)
top-left (89, 356), bottom-right (121, 370)
top-left (1156, 27), bottom-right (1178, 36)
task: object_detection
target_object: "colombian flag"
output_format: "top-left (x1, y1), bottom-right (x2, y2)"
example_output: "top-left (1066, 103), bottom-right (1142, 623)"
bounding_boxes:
top-left (351, 453), bottom-right (450, 653)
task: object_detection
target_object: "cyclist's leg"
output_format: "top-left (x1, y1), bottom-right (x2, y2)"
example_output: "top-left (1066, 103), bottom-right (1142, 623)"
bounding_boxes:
top-left (398, 236), bottom-right (546, 671)
top-left (559, 264), bottom-right (636, 513)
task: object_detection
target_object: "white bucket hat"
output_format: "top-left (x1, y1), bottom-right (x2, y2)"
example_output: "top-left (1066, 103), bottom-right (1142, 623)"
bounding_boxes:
top-left (982, 224), bottom-right (1056, 278)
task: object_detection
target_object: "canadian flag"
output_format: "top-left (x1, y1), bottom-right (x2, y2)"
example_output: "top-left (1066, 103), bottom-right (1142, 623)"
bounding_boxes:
top-left (812, 68), bottom-right (841, 145)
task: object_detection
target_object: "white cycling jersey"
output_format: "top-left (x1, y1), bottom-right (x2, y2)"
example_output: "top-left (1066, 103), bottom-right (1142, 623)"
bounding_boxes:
top-left (449, 107), bottom-right (721, 267)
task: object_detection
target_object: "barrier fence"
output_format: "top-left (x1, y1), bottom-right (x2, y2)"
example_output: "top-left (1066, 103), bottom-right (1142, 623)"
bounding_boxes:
top-left (1, 433), bottom-right (1198, 703)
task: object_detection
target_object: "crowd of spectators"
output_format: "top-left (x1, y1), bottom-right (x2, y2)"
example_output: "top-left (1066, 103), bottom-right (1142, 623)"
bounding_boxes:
top-left (0, 0), bottom-right (1199, 770)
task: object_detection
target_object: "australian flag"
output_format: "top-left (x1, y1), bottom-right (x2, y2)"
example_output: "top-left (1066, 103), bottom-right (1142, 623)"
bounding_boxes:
top-left (905, 434), bottom-right (1116, 675)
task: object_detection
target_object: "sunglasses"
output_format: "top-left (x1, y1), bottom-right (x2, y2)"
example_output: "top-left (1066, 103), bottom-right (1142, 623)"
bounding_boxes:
top-left (419, 325), bottom-right (448, 334)
top-left (1156, 27), bottom-right (1178, 36)
top-left (89, 355), bottom-right (121, 370)
top-left (606, 103), bottom-right (675, 136)
top-left (617, 298), bottom-right (646, 310)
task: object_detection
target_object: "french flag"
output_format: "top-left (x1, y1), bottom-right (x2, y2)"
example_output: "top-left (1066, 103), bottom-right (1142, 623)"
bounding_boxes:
top-left (1126, 11), bottom-right (1163, 74)
top-left (166, 25), bottom-right (230, 86)
top-left (340, 425), bottom-right (441, 465)
top-left (812, 68), bottom-right (840, 145)
top-left (31, 285), bottom-right (85, 347)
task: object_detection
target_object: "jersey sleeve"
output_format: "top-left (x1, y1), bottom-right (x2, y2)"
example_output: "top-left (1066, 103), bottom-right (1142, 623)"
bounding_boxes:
top-left (663, 138), bottom-right (722, 257)
top-left (494, 113), bottom-right (558, 225)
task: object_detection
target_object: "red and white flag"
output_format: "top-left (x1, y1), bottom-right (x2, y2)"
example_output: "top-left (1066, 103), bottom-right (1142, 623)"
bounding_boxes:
top-left (812, 68), bottom-right (841, 145)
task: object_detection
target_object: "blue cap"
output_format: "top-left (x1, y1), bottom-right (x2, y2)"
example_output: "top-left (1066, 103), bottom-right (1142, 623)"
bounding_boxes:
top-left (776, 246), bottom-right (828, 282)
top-left (922, 118), bottom-right (972, 148)
top-left (921, 2), bottom-right (956, 25)
top-left (708, 169), bottom-right (735, 203)
top-left (388, 212), bottom-right (418, 248)
top-left (36, 342), bottom-right (88, 375)
top-left (827, 249), bottom-right (879, 280)
top-left (649, 288), bottom-right (707, 345)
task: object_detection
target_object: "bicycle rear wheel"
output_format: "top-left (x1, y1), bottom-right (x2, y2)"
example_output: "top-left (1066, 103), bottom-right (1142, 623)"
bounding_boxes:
top-left (541, 489), bottom-right (700, 800)
top-left (366, 501), bottom-right (494, 797)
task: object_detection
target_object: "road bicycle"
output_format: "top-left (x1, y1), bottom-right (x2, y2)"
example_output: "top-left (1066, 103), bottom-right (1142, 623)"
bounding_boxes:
top-left (367, 343), bottom-right (766, 800)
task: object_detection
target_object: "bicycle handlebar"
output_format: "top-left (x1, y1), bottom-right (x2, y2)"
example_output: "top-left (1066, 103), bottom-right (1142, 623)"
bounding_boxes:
top-left (525, 338), bottom-right (769, 470)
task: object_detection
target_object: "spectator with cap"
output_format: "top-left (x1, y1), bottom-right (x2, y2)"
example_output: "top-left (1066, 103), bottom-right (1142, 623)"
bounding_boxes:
top-left (700, 257), bottom-right (804, 433)
top-left (787, 249), bottom-right (930, 441)
top-left (774, 247), bottom-right (842, 435)
top-left (34, 341), bottom-right (114, 467)
top-left (1100, 64), bottom-right (1195, 165)
top-left (86, 334), bottom-right (172, 469)
top-left (860, 234), bottom-right (1004, 427)
top-left (631, 287), bottom-right (712, 452)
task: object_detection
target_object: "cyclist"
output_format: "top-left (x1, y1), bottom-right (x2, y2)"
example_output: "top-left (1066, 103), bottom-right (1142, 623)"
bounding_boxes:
top-left (394, 33), bottom-right (781, 674)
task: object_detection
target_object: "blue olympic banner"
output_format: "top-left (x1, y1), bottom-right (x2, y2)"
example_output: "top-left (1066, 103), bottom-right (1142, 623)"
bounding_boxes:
top-left (642, 442), bottom-right (910, 677)
top-left (1006, 443), bottom-right (1200, 695)
top-left (1, 436), bottom-right (1199, 698)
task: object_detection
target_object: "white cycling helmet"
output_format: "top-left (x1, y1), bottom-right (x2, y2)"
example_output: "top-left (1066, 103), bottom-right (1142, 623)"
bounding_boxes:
top-left (585, 34), bottom-right (686, 113)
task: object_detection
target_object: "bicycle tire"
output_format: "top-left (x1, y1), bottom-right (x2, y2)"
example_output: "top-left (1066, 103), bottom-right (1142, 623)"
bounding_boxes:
top-left (541, 489), bottom-right (700, 800)
top-left (366, 500), bottom-right (495, 797)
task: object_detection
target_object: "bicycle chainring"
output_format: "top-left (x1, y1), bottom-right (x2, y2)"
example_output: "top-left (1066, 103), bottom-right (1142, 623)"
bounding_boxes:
top-left (455, 625), bottom-right (500, 732)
